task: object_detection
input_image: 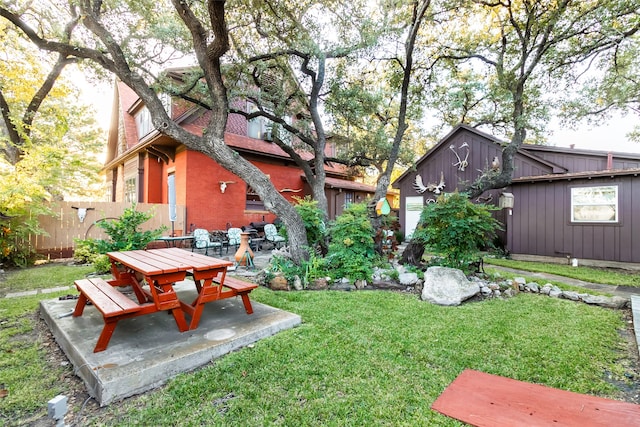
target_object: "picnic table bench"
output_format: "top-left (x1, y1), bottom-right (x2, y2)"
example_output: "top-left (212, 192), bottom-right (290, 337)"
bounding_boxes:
top-left (212, 276), bottom-right (258, 314)
top-left (73, 277), bottom-right (156, 352)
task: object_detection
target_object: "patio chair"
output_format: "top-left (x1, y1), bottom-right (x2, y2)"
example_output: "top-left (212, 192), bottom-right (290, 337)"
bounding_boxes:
top-left (227, 227), bottom-right (243, 252)
top-left (193, 228), bottom-right (222, 256)
top-left (264, 223), bottom-right (285, 249)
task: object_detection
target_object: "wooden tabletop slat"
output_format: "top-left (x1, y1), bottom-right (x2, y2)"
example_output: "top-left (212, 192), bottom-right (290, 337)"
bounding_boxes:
top-left (147, 248), bottom-right (233, 271)
top-left (108, 248), bottom-right (233, 275)
top-left (108, 250), bottom-right (183, 275)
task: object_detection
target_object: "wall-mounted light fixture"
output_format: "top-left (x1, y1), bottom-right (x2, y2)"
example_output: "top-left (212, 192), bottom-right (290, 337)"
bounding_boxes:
top-left (498, 192), bottom-right (514, 209)
top-left (499, 192), bottom-right (514, 216)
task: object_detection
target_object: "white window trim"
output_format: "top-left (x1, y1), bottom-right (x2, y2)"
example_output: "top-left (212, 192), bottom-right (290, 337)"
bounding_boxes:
top-left (570, 185), bottom-right (619, 223)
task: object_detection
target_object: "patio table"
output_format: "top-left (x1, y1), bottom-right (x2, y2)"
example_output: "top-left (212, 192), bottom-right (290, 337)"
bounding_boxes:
top-left (157, 235), bottom-right (195, 249)
top-left (106, 248), bottom-right (235, 330)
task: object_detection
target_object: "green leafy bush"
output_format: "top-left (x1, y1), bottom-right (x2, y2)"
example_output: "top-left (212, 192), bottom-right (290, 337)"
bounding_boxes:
top-left (74, 205), bottom-right (166, 272)
top-left (412, 192), bottom-right (502, 272)
top-left (281, 196), bottom-right (327, 250)
top-left (325, 202), bottom-right (380, 282)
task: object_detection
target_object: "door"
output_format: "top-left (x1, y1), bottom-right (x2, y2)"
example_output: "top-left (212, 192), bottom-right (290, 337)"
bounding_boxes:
top-left (404, 196), bottom-right (424, 239)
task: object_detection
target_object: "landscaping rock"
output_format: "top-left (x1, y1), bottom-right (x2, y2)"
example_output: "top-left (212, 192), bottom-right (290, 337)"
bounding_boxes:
top-left (354, 279), bottom-right (367, 289)
top-left (421, 267), bottom-right (480, 306)
top-left (549, 286), bottom-right (563, 298)
top-left (269, 275), bottom-right (289, 291)
top-left (331, 282), bottom-right (355, 292)
top-left (581, 294), bottom-right (629, 309)
top-left (292, 276), bottom-right (303, 291)
top-left (525, 282), bottom-right (540, 293)
top-left (308, 278), bottom-right (329, 290)
top-left (561, 291), bottom-right (581, 301)
top-left (399, 272), bottom-right (420, 286)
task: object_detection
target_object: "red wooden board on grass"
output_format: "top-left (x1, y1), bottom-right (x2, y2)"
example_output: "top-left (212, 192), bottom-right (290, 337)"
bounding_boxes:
top-left (431, 369), bottom-right (640, 426)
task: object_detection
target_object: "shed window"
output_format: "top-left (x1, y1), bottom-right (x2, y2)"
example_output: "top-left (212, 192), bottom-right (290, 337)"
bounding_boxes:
top-left (344, 192), bottom-right (354, 207)
top-left (570, 185), bottom-right (618, 223)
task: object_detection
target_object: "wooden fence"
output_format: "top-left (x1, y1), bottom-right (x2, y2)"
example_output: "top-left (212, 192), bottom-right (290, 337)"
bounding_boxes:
top-left (30, 201), bottom-right (187, 259)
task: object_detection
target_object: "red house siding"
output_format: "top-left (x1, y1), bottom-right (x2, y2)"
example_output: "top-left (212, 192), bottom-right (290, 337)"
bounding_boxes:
top-left (145, 156), bottom-right (164, 203)
top-left (160, 151), bottom-right (300, 231)
top-left (105, 80), bottom-right (380, 234)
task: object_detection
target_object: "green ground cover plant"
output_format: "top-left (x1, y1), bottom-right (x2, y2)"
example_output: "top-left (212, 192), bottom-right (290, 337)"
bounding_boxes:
top-left (1, 262), bottom-right (634, 425)
top-left (0, 291), bottom-right (77, 422)
top-left (485, 258), bottom-right (640, 288)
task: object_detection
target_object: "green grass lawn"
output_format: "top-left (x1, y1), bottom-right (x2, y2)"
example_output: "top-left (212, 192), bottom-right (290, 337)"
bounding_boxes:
top-left (484, 257), bottom-right (640, 288)
top-left (0, 263), bottom-right (95, 295)
top-left (1, 287), bottom-right (634, 425)
top-left (0, 262), bottom-right (636, 425)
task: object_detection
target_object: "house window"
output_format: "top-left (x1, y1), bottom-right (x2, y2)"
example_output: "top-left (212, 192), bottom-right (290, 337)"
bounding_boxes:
top-left (124, 177), bottom-right (137, 203)
top-left (246, 184), bottom-right (265, 211)
top-left (135, 106), bottom-right (153, 139)
top-left (247, 102), bottom-right (293, 143)
top-left (571, 185), bottom-right (618, 223)
top-left (247, 103), bottom-right (270, 140)
top-left (344, 192), bottom-right (355, 207)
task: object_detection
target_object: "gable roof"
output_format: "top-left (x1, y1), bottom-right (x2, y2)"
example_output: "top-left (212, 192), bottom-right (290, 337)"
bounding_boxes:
top-left (393, 124), bottom-right (567, 186)
top-left (393, 123), bottom-right (640, 187)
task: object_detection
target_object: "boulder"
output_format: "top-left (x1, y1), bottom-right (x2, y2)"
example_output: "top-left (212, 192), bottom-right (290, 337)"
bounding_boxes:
top-left (421, 267), bottom-right (480, 306)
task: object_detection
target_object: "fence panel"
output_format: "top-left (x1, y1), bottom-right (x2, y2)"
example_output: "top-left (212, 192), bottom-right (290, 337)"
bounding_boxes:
top-left (30, 202), bottom-right (186, 259)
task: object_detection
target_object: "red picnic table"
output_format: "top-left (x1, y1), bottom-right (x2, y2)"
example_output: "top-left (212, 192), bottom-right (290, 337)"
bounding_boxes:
top-left (73, 248), bottom-right (257, 352)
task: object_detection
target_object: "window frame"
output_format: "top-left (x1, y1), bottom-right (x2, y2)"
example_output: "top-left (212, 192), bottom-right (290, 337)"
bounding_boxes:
top-left (124, 177), bottom-right (137, 204)
top-left (570, 184), bottom-right (619, 224)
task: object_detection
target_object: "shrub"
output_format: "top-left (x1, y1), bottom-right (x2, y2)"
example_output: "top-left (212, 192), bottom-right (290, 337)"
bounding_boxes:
top-left (326, 202), bottom-right (381, 282)
top-left (280, 196), bottom-right (327, 251)
top-left (411, 191), bottom-right (502, 272)
top-left (74, 205), bottom-right (166, 272)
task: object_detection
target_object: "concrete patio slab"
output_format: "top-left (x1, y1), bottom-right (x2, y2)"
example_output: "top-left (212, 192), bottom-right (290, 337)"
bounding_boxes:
top-left (40, 280), bottom-right (301, 406)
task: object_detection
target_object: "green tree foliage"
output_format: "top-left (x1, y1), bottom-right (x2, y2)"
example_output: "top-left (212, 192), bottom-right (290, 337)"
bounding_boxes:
top-left (0, 16), bottom-right (104, 266)
top-left (224, 0), bottom-right (383, 221)
top-left (326, 202), bottom-right (380, 282)
top-left (426, 0), bottom-right (640, 196)
top-left (411, 192), bottom-right (501, 272)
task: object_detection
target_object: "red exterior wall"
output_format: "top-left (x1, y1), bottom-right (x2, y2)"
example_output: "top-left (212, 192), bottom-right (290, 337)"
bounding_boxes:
top-left (145, 155), bottom-right (164, 203)
top-left (181, 151), bottom-right (303, 231)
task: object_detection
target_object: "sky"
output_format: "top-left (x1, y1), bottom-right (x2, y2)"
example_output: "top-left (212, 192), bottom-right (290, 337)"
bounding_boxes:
top-left (546, 113), bottom-right (640, 154)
